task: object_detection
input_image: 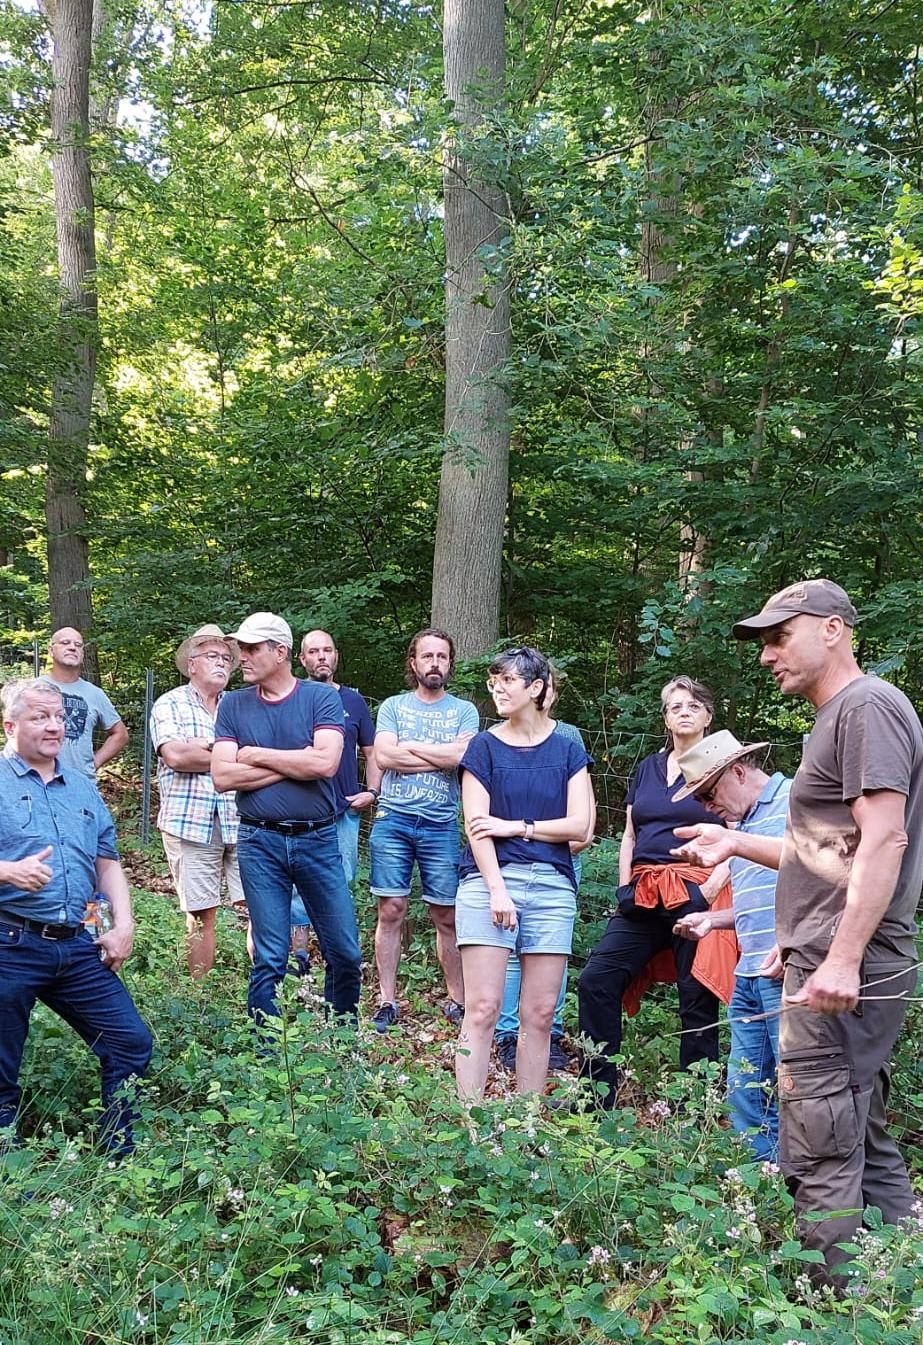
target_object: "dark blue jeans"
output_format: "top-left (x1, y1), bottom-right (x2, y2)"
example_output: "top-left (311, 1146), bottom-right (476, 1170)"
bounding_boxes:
top-left (0, 921), bottom-right (152, 1153)
top-left (237, 822), bottom-right (362, 1021)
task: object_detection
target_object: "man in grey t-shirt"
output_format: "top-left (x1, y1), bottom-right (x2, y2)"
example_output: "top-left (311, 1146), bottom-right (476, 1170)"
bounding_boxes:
top-left (45, 628), bottom-right (128, 779)
top-left (369, 628), bottom-right (479, 1033)
top-left (674, 580), bottom-right (922, 1284)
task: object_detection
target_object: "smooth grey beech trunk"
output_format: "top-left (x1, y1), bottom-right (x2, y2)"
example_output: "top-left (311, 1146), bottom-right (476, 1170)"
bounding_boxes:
top-left (44, 0), bottom-right (98, 674)
top-left (432, 0), bottom-right (511, 657)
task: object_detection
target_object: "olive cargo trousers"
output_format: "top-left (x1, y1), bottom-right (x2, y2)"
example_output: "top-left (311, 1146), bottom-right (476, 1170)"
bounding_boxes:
top-left (778, 957), bottom-right (918, 1280)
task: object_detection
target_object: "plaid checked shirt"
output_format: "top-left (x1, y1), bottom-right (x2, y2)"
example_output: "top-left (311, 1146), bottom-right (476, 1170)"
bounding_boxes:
top-left (150, 683), bottom-right (239, 844)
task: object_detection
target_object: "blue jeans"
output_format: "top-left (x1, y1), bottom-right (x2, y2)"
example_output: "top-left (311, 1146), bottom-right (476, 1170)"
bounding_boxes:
top-left (728, 975), bottom-right (782, 1161)
top-left (0, 921), bottom-right (152, 1153)
top-left (290, 809), bottom-right (362, 927)
top-left (238, 823), bottom-right (362, 1021)
top-left (336, 808), bottom-right (361, 887)
top-left (369, 808), bottom-right (460, 905)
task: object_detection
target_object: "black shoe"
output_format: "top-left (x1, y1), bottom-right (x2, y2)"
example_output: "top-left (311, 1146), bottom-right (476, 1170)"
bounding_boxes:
top-left (372, 1001), bottom-right (400, 1033)
top-left (292, 951), bottom-right (311, 977)
top-left (547, 1036), bottom-right (570, 1072)
top-left (444, 999), bottom-right (465, 1026)
top-left (496, 1035), bottom-right (518, 1071)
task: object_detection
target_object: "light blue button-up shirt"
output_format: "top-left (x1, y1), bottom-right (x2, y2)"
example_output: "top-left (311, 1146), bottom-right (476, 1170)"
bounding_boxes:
top-left (0, 749), bottom-right (119, 924)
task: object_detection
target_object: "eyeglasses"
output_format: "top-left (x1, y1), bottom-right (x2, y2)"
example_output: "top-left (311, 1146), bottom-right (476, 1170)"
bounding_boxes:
top-left (192, 651), bottom-right (234, 665)
top-left (486, 673), bottom-right (525, 692)
top-left (696, 768), bottom-right (728, 805)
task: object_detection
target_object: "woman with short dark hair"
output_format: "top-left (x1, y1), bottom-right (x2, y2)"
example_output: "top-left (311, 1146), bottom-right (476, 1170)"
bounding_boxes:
top-left (454, 647), bottom-right (592, 1099)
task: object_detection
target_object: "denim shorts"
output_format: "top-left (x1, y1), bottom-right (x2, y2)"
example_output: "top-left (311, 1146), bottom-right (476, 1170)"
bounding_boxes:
top-left (454, 862), bottom-right (576, 954)
top-left (368, 807), bottom-right (460, 906)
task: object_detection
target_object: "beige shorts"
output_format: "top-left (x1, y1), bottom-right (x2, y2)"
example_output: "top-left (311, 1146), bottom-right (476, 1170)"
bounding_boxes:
top-left (161, 824), bottom-right (244, 914)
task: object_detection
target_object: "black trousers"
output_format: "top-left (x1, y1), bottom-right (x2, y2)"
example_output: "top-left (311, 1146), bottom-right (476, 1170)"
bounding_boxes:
top-left (577, 904), bottom-right (720, 1106)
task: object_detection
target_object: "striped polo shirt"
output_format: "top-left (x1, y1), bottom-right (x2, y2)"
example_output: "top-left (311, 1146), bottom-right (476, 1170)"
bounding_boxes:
top-left (730, 772), bottom-right (791, 977)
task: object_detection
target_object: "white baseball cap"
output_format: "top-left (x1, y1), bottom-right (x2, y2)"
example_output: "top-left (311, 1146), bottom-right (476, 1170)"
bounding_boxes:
top-left (226, 612), bottom-right (294, 649)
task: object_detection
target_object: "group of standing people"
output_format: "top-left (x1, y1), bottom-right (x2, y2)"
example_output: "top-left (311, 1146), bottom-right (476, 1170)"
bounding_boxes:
top-left (0, 578), bottom-right (920, 1288)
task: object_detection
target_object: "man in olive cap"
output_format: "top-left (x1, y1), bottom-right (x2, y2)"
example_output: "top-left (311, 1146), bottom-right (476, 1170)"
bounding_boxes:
top-left (674, 579), bottom-right (922, 1282)
top-left (150, 625), bottom-right (244, 978)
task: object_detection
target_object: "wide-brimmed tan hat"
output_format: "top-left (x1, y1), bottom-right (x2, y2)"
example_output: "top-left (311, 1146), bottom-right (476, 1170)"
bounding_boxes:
top-left (175, 624), bottom-right (240, 676)
top-left (732, 578), bottom-right (857, 640)
top-left (673, 730), bottom-right (770, 801)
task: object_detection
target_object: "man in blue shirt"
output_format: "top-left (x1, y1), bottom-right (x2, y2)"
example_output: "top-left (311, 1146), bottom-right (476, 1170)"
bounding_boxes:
top-left (0, 678), bottom-right (152, 1154)
top-left (369, 628), bottom-right (479, 1032)
top-left (673, 730), bottom-right (791, 1160)
top-left (212, 613), bottom-right (362, 1024)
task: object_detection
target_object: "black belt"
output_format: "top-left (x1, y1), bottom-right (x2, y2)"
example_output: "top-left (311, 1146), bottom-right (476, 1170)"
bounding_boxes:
top-left (0, 912), bottom-right (84, 941)
top-left (239, 815), bottom-right (338, 835)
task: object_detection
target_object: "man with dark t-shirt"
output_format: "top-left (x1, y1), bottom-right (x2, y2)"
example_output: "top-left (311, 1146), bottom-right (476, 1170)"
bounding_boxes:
top-left (211, 613), bottom-right (362, 1023)
top-left (299, 629), bottom-right (381, 886)
top-left (674, 580), bottom-right (922, 1281)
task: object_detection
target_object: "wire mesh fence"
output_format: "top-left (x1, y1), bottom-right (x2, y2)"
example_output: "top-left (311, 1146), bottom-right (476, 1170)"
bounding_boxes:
top-left (0, 658), bottom-right (805, 846)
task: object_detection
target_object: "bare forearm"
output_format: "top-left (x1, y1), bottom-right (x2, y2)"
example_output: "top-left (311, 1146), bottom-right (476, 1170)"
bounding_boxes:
top-left (363, 753), bottom-right (383, 792)
top-left (212, 763), bottom-right (285, 791)
top-left (95, 723), bottom-right (128, 769)
top-left (375, 743), bottom-right (437, 772)
top-left (469, 833), bottom-right (506, 894)
top-left (700, 861), bottom-right (731, 904)
top-left (411, 740), bottom-right (469, 769)
top-left (240, 745), bottom-right (340, 780)
top-left (827, 836), bottom-right (905, 970)
top-left (160, 741), bottom-right (213, 772)
top-left (618, 835), bottom-right (634, 885)
top-left (730, 832), bottom-right (782, 869)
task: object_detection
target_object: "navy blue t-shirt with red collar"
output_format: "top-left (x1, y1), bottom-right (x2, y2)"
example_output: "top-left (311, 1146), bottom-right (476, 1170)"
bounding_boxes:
top-left (214, 679), bottom-right (345, 822)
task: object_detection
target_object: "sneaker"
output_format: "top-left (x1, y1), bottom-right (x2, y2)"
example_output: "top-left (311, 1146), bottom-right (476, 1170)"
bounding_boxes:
top-left (496, 1035), bottom-right (518, 1071)
top-left (547, 1036), bottom-right (570, 1072)
top-left (444, 999), bottom-right (465, 1026)
top-left (371, 1001), bottom-right (400, 1034)
top-left (292, 951), bottom-right (311, 978)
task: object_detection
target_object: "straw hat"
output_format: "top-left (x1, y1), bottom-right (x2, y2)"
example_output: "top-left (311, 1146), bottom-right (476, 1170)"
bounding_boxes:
top-left (673, 730), bottom-right (769, 802)
top-left (175, 624), bottom-right (240, 676)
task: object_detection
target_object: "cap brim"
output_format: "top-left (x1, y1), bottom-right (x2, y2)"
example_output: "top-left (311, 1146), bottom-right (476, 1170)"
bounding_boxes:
top-left (732, 607), bottom-right (801, 640)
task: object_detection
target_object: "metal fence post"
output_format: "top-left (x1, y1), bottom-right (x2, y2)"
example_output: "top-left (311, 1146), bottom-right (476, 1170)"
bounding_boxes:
top-left (140, 669), bottom-right (154, 843)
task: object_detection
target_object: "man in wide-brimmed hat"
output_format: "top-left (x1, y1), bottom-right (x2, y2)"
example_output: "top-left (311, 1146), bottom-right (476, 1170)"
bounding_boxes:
top-left (672, 730), bottom-right (790, 1161)
top-left (673, 579), bottom-right (922, 1284)
top-left (150, 624), bottom-right (244, 978)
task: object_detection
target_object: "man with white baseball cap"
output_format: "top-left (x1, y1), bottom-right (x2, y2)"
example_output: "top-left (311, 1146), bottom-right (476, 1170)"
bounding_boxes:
top-left (672, 730), bottom-right (790, 1160)
top-left (673, 578), bottom-right (922, 1283)
top-left (150, 624), bottom-right (244, 978)
top-left (211, 613), bottom-right (362, 1024)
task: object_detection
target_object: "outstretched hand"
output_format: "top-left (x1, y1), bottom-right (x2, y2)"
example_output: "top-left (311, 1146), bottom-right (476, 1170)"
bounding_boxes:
top-left (671, 823), bottom-right (736, 868)
top-left (672, 911), bottom-right (713, 942)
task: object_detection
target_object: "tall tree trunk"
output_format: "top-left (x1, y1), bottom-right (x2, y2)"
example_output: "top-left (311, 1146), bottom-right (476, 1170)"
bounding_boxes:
top-left (44, 0), bottom-right (98, 677)
top-left (431, 0), bottom-right (511, 657)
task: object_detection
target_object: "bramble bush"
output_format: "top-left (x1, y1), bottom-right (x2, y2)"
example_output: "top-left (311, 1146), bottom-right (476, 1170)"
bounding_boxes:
top-left (1, 840), bottom-right (921, 1344)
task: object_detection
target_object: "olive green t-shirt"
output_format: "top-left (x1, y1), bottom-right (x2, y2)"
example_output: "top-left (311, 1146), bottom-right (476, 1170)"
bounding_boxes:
top-left (776, 675), bottom-right (923, 968)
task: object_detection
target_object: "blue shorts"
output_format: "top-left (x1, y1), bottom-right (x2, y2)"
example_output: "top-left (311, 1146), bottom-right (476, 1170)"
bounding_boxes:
top-left (454, 862), bottom-right (576, 954)
top-left (368, 807), bottom-right (460, 906)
